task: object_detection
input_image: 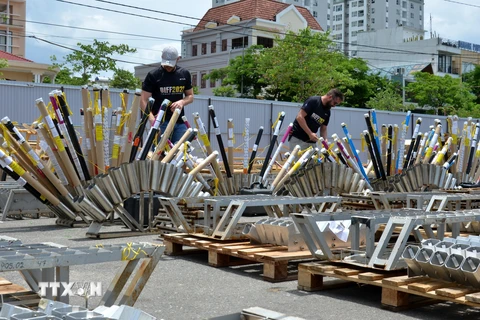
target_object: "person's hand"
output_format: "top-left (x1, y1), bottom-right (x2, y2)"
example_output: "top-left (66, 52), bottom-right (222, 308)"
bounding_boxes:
top-left (170, 100), bottom-right (185, 112)
top-left (309, 132), bottom-right (319, 142)
top-left (149, 113), bottom-right (156, 126)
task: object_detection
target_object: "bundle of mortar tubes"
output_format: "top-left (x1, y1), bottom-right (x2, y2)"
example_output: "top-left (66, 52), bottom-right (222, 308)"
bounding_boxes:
top-left (357, 110), bottom-right (480, 192)
top-left (0, 86), bottom-right (305, 226)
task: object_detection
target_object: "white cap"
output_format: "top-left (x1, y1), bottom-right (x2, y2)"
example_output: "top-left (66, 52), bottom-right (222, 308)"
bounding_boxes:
top-left (161, 46), bottom-right (179, 67)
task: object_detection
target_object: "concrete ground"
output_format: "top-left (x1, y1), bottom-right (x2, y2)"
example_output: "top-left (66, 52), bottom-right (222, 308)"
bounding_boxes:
top-left (1, 218), bottom-right (480, 320)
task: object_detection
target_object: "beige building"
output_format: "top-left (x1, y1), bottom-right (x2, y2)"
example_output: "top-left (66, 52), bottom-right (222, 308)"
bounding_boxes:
top-left (0, 50), bottom-right (58, 83)
top-left (0, 0), bottom-right (26, 57)
top-left (135, 0), bottom-right (322, 96)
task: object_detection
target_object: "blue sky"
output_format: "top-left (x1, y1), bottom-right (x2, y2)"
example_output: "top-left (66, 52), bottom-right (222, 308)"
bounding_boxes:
top-left (24, 0), bottom-right (480, 77)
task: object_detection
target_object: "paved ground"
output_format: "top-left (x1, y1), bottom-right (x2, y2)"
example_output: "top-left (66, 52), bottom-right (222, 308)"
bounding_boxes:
top-left (1, 218), bottom-right (480, 320)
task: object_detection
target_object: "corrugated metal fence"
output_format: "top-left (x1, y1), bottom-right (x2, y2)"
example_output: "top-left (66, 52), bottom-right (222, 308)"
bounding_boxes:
top-left (0, 80), bottom-right (463, 162)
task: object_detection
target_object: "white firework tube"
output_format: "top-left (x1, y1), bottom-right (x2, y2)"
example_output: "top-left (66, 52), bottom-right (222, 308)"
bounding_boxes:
top-left (423, 125), bottom-right (441, 164)
top-left (433, 137), bottom-right (452, 165)
top-left (457, 122), bottom-right (468, 172)
top-left (275, 147), bottom-right (314, 193)
top-left (39, 138), bottom-right (68, 185)
top-left (396, 111), bottom-right (411, 173)
top-left (194, 113), bottom-right (213, 156)
top-left (262, 123), bottom-right (293, 183)
top-left (102, 107), bottom-right (110, 168)
top-left (227, 119), bottom-right (234, 171)
top-left (243, 118), bottom-right (250, 173)
top-left (271, 144), bottom-right (300, 191)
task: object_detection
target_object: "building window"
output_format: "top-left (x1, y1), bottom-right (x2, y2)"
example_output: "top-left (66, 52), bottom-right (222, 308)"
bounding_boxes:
top-left (222, 39), bottom-right (227, 51)
top-left (200, 73), bottom-right (207, 89)
top-left (257, 36), bottom-right (274, 48)
top-left (211, 41), bottom-right (216, 53)
top-left (410, 12), bottom-right (414, 18)
top-left (201, 43), bottom-right (207, 55)
top-left (371, 18), bottom-right (375, 24)
top-left (210, 78), bottom-right (216, 88)
top-left (0, 5), bottom-right (13, 25)
top-left (0, 31), bottom-right (12, 53)
top-left (313, 11), bottom-right (317, 17)
top-left (232, 36), bottom-right (248, 49)
top-left (411, 3), bottom-right (414, 9)
top-left (192, 45), bottom-right (198, 57)
top-left (191, 74), bottom-right (197, 87)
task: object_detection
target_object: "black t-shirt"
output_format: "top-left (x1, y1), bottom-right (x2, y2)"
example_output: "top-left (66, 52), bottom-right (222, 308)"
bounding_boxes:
top-left (142, 66), bottom-right (192, 123)
top-left (291, 96), bottom-right (330, 142)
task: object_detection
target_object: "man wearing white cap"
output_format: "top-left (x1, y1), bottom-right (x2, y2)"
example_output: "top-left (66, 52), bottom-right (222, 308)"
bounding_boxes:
top-left (141, 46), bottom-right (194, 143)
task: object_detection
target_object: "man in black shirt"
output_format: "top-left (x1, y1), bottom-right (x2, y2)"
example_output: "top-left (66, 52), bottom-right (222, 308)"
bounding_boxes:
top-left (141, 46), bottom-right (194, 143)
top-left (289, 88), bottom-right (344, 150)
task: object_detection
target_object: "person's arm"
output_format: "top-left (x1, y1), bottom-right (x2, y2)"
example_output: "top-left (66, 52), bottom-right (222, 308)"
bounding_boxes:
top-left (140, 90), bottom-right (155, 125)
top-left (320, 124), bottom-right (328, 141)
top-left (296, 109), bottom-right (318, 142)
top-left (170, 88), bottom-right (194, 111)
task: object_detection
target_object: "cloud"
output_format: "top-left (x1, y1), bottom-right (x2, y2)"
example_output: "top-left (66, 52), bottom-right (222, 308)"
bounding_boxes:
top-left (25, 0), bottom-right (211, 76)
top-left (24, 0), bottom-right (480, 78)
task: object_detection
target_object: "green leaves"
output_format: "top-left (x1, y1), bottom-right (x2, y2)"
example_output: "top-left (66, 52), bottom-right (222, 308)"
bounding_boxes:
top-left (109, 68), bottom-right (142, 90)
top-left (0, 58), bottom-right (7, 79)
top-left (52, 40), bottom-right (137, 85)
top-left (407, 72), bottom-right (476, 115)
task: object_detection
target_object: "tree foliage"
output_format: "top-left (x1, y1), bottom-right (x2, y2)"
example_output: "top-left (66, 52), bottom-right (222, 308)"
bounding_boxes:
top-left (0, 58), bottom-right (7, 78)
top-left (463, 65), bottom-right (480, 104)
top-left (109, 68), bottom-right (141, 90)
top-left (51, 40), bottom-right (137, 85)
top-left (366, 83), bottom-right (406, 111)
top-left (205, 45), bottom-right (264, 98)
top-left (206, 28), bottom-right (386, 106)
top-left (212, 85), bottom-right (236, 97)
top-left (407, 72), bottom-right (476, 115)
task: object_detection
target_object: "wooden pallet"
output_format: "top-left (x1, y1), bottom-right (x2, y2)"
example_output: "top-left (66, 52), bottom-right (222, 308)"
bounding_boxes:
top-left (298, 261), bottom-right (480, 311)
top-left (0, 277), bottom-right (41, 309)
top-left (162, 233), bottom-right (313, 282)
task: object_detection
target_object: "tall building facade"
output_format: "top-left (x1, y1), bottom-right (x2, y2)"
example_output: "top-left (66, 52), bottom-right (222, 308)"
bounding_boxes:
top-left (0, 0), bottom-right (26, 57)
top-left (330, 0), bottom-right (424, 56)
top-left (213, 0), bottom-right (425, 56)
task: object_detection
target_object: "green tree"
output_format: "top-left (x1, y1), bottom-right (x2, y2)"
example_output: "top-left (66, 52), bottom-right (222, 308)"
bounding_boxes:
top-left (407, 72), bottom-right (476, 115)
top-left (212, 85), bottom-right (236, 97)
top-left (258, 28), bottom-right (345, 102)
top-left (463, 65), bottom-right (480, 104)
top-left (0, 58), bottom-right (7, 78)
top-left (205, 28), bottom-right (383, 105)
top-left (205, 45), bottom-right (264, 98)
top-left (366, 84), bottom-right (406, 111)
top-left (109, 68), bottom-right (142, 90)
top-left (52, 40), bottom-right (136, 84)
top-left (336, 58), bottom-right (390, 108)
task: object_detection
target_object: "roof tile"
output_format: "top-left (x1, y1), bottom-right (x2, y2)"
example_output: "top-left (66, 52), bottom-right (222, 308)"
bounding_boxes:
top-left (0, 50), bottom-right (33, 62)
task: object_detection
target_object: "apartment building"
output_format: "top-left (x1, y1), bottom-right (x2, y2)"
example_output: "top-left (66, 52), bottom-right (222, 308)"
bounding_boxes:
top-left (213, 0), bottom-right (425, 56)
top-left (0, 0), bottom-right (26, 57)
top-left (331, 0), bottom-right (425, 55)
